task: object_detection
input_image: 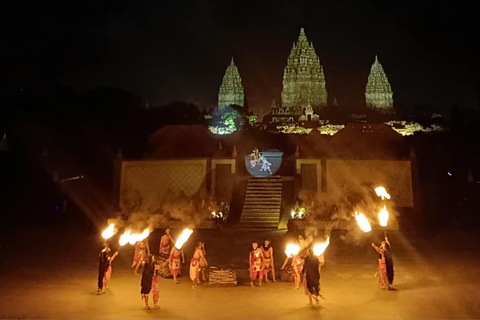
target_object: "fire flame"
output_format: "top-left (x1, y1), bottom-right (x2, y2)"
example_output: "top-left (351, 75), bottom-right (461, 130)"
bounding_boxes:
top-left (102, 224), bottom-right (115, 239)
top-left (119, 230), bottom-right (131, 246)
top-left (375, 186), bottom-right (391, 200)
top-left (379, 205), bottom-right (389, 227)
top-left (313, 236), bottom-right (330, 256)
top-left (291, 210), bottom-right (296, 218)
top-left (118, 228), bottom-right (150, 246)
top-left (175, 228), bottom-right (193, 249)
top-left (285, 243), bottom-right (300, 258)
top-left (355, 212), bottom-right (372, 233)
top-left (212, 211), bottom-right (216, 217)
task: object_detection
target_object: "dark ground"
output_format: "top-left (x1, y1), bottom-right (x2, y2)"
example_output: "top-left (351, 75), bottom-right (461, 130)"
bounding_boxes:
top-left (1, 225), bottom-right (480, 319)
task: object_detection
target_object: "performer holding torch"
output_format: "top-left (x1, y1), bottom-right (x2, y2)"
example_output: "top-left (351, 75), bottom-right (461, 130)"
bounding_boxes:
top-left (371, 236), bottom-right (394, 290)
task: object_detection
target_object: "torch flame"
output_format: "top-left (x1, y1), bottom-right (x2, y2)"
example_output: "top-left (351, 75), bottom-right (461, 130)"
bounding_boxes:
top-left (379, 205), bottom-right (389, 227)
top-left (119, 230), bottom-right (131, 246)
top-left (375, 186), bottom-right (391, 200)
top-left (313, 236), bottom-right (330, 256)
top-left (102, 224), bottom-right (115, 239)
top-left (118, 228), bottom-right (150, 246)
top-left (291, 210), bottom-right (296, 218)
top-left (212, 211), bottom-right (216, 217)
top-left (175, 228), bottom-right (193, 249)
top-left (355, 212), bottom-right (372, 233)
top-left (285, 243), bottom-right (300, 258)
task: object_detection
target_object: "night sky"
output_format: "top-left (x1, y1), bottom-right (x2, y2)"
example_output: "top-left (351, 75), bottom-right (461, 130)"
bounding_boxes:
top-left (4, 0), bottom-right (480, 115)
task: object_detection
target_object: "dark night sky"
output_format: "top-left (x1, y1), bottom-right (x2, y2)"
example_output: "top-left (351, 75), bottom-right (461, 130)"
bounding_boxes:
top-left (4, 0), bottom-right (480, 115)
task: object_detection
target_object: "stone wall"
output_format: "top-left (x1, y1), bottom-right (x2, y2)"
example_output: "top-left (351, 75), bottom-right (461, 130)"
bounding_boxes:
top-left (326, 159), bottom-right (414, 208)
top-left (119, 159), bottom-right (208, 212)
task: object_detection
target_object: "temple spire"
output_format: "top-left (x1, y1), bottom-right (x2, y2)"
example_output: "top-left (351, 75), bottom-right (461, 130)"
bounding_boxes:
top-left (365, 55), bottom-right (394, 114)
top-left (218, 57), bottom-right (245, 108)
top-left (280, 27), bottom-right (327, 111)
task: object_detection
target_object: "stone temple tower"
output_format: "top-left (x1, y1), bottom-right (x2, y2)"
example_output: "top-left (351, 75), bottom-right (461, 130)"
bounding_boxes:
top-left (281, 28), bottom-right (327, 110)
top-left (365, 55), bottom-right (394, 113)
top-left (218, 57), bottom-right (244, 108)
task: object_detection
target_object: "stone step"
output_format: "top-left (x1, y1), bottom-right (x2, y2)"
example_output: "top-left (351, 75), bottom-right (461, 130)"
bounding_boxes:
top-left (239, 216), bottom-right (279, 221)
top-left (247, 183), bottom-right (283, 187)
top-left (240, 218), bottom-right (280, 223)
top-left (246, 190), bottom-right (282, 194)
top-left (238, 222), bottom-right (279, 230)
top-left (243, 205), bottom-right (281, 209)
top-left (247, 187), bottom-right (282, 191)
top-left (245, 195), bottom-right (282, 199)
top-left (242, 208), bottom-right (281, 213)
top-left (245, 192), bottom-right (282, 196)
top-left (240, 212), bottom-right (280, 217)
top-left (244, 199), bottom-right (282, 206)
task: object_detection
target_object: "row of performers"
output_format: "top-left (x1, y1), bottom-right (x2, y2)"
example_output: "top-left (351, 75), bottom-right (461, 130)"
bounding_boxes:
top-left (97, 240), bottom-right (208, 309)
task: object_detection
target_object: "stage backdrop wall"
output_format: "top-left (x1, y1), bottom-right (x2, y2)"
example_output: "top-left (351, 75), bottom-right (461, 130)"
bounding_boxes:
top-left (296, 159), bottom-right (414, 208)
top-left (119, 159), bottom-right (208, 212)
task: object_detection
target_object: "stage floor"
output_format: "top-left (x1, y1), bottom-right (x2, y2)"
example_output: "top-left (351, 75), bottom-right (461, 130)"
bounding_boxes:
top-left (1, 226), bottom-right (479, 319)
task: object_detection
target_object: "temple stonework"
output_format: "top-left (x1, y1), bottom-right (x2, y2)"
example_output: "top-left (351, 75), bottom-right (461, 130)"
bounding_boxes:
top-left (365, 55), bottom-right (394, 113)
top-left (218, 58), bottom-right (244, 108)
top-left (272, 28), bottom-right (327, 123)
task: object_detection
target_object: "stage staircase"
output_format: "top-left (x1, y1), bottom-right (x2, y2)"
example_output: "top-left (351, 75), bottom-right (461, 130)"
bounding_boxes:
top-left (239, 175), bottom-right (282, 229)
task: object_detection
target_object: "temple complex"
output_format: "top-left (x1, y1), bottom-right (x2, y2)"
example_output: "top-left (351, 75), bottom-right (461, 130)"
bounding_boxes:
top-left (218, 58), bottom-right (244, 108)
top-left (272, 28), bottom-right (327, 123)
top-left (365, 55), bottom-right (394, 113)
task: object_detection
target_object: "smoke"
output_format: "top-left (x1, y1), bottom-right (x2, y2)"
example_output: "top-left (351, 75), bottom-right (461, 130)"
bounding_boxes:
top-left (299, 183), bottom-right (399, 247)
top-left (107, 188), bottom-right (212, 233)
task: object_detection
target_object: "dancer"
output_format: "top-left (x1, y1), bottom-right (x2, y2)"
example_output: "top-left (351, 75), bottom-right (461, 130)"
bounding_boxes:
top-left (249, 241), bottom-right (265, 287)
top-left (140, 255), bottom-right (156, 310)
top-left (159, 229), bottom-right (174, 257)
top-left (97, 244), bottom-right (110, 295)
top-left (190, 242), bottom-right (208, 288)
top-left (198, 242), bottom-right (208, 282)
top-left (133, 238), bottom-right (150, 275)
top-left (302, 248), bottom-right (324, 306)
top-left (372, 236), bottom-right (394, 290)
top-left (262, 240), bottom-right (276, 283)
top-left (292, 249), bottom-right (305, 289)
top-left (103, 249), bottom-right (119, 290)
top-left (169, 245), bottom-right (185, 284)
top-left (152, 259), bottom-right (160, 309)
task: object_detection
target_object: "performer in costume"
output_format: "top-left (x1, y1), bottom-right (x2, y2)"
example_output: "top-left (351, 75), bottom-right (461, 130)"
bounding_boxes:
top-left (190, 242), bottom-right (207, 288)
top-left (249, 241), bottom-right (265, 287)
top-left (169, 246), bottom-right (185, 284)
top-left (152, 258), bottom-right (160, 309)
top-left (198, 242), bottom-right (208, 282)
top-left (140, 255), bottom-right (155, 310)
top-left (159, 229), bottom-right (174, 257)
top-left (292, 250), bottom-right (305, 289)
top-left (103, 250), bottom-right (119, 290)
top-left (372, 235), bottom-right (394, 290)
top-left (97, 244), bottom-right (110, 295)
top-left (133, 238), bottom-right (150, 275)
top-left (261, 240), bottom-right (276, 283)
top-left (302, 248), bottom-right (324, 306)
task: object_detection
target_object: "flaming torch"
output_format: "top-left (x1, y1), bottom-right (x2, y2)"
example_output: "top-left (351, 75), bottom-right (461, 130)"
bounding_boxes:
top-left (285, 243), bottom-right (300, 258)
top-left (313, 236), bottom-right (330, 256)
top-left (291, 210), bottom-right (296, 219)
top-left (102, 224), bottom-right (115, 240)
top-left (378, 205), bottom-right (389, 236)
top-left (118, 228), bottom-right (150, 246)
top-left (119, 230), bottom-right (131, 246)
top-left (375, 186), bottom-right (391, 200)
top-left (378, 205), bottom-right (389, 227)
top-left (355, 212), bottom-right (372, 233)
top-left (175, 228), bottom-right (193, 249)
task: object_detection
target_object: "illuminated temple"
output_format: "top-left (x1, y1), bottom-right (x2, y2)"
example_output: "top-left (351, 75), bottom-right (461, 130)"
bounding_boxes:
top-left (272, 28), bottom-right (327, 123)
top-left (218, 58), bottom-right (245, 108)
top-left (365, 55), bottom-right (394, 113)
